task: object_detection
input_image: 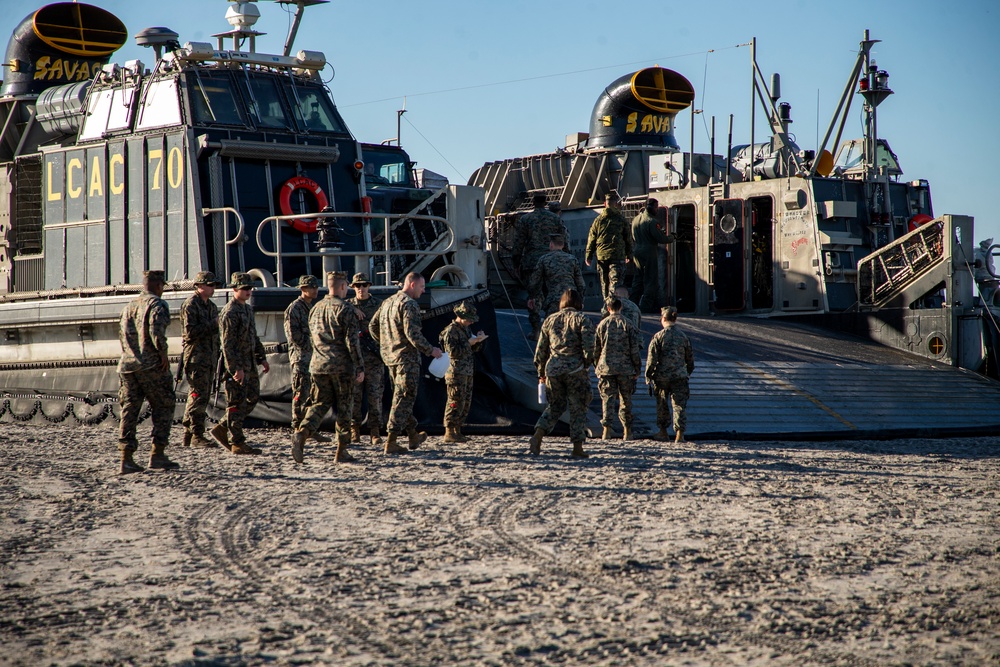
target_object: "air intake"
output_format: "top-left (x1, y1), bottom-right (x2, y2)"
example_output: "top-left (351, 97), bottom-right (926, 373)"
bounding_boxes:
top-left (587, 67), bottom-right (694, 151)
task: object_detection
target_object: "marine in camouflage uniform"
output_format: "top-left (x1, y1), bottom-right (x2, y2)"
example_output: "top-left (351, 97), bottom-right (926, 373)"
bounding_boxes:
top-left (440, 301), bottom-right (488, 443)
top-left (292, 273), bottom-right (364, 464)
top-left (631, 199), bottom-right (675, 313)
top-left (600, 285), bottom-right (642, 330)
top-left (180, 271), bottom-right (223, 449)
top-left (283, 274), bottom-right (321, 434)
top-left (529, 289), bottom-right (595, 458)
top-left (213, 272), bottom-right (269, 454)
top-left (369, 272), bottom-right (443, 454)
top-left (594, 297), bottom-right (643, 441)
top-left (528, 233), bottom-right (585, 321)
top-left (346, 272), bottom-right (385, 446)
top-left (645, 306), bottom-right (695, 443)
top-left (117, 270), bottom-right (178, 474)
top-left (511, 193), bottom-right (570, 338)
top-left (586, 193), bottom-right (633, 299)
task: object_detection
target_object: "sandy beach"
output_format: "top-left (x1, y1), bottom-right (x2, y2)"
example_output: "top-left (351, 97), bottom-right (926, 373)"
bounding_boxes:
top-left (1, 420), bottom-right (997, 666)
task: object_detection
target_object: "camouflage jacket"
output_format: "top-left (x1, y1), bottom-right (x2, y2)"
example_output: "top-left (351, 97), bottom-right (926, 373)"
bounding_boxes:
top-left (440, 320), bottom-right (484, 377)
top-left (180, 294), bottom-right (219, 370)
top-left (308, 294), bottom-right (363, 376)
top-left (594, 314), bottom-right (643, 377)
top-left (534, 307), bottom-right (595, 378)
top-left (600, 297), bottom-right (641, 330)
top-left (369, 290), bottom-right (434, 367)
top-left (511, 207), bottom-right (570, 269)
top-left (528, 250), bottom-right (585, 309)
top-left (283, 296), bottom-right (313, 372)
top-left (219, 299), bottom-right (266, 377)
top-left (586, 207), bottom-right (632, 262)
top-left (645, 325), bottom-right (694, 383)
top-left (631, 210), bottom-right (673, 253)
top-left (118, 291), bottom-right (170, 373)
top-left (347, 294), bottom-right (383, 362)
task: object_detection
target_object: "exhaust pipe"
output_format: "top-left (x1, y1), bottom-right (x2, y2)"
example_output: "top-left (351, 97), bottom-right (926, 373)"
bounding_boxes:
top-left (587, 67), bottom-right (695, 151)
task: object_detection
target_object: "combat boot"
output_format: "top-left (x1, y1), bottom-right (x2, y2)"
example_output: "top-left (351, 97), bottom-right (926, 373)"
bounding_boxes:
top-left (384, 432), bottom-right (406, 455)
top-left (455, 426), bottom-right (471, 443)
top-left (622, 426), bottom-right (633, 441)
top-left (310, 431), bottom-right (332, 443)
top-left (571, 441), bottom-right (589, 459)
top-left (350, 425), bottom-right (362, 443)
top-left (148, 443), bottom-right (180, 470)
top-left (231, 442), bottom-right (262, 455)
top-left (442, 426), bottom-right (462, 444)
top-left (528, 427), bottom-right (545, 455)
top-left (182, 431), bottom-right (192, 447)
top-left (369, 425), bottom-right (383, 447)
top-left (652, 429), bottom-right (671, 442)
top-left (406, 426), bottom-right (427, 451)
top-left (291, 429), bottom-right (307, 464)
top-left (119, 451), bottom-right (144, 475)
top-left (191, 434), bottom-right (218, 448)
top-left (335, 436), bottom-right (356, 463)
top-left (210, 422), bottom-right (229, 448)
top-left (674, 430), bottom-right (685, 444)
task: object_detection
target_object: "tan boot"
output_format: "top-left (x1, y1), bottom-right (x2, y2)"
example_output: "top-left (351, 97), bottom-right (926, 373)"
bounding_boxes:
top-left (310, 431), bottom-right (332, 443)
top-left (191, 434), bottom-right (218, 448)
top-left (456, 426), bottom-right (471, 443)
top-left (291, 429), bottom-right (307, 463)
top-left (210, 422), bottom-right (229, 448)
top-left (119, 450), bottom-right (144, 475)
top-left (231, 442), bottom-right (262, 455)
top-left (528, 427), bottom-right (545, 455)
top-left (674, 430), bottom-right (685, 444)
top-left (335, 436), bottom-right (356, 463)
top-left (370, 425), bottom-right (383, 447)
top-left (384, 432), bottom-right (406, 455)
top-left (601, 426), bottom-right (613, 440)
top-left (406, 427), bottom-right (427, 451)
top-left (571, 441), bottom-right (589, 458)
top-left (622, 426), bottom-right (633, 441)
top-left (148, 443), bottom-right (180, 470)
top-left (442, 426), bottom-right (461, 444)
top-left (652, 429), bottom-right (670, 441)
top-left (350, 425), bottom-right (362, 443)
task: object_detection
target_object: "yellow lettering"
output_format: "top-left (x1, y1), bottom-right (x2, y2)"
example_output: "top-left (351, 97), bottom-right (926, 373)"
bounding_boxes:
top-left (626, 112), bottom-right (637, 133)
top-left (89, 155), bottom-right (103, 197)
top-left (640, 114), bottom-right (654, 133)
top-left (75, 62), bottom-right (90, 81)
top-left (34, 56), bottom-right (51, 80)
top-left (67, 158), bottom-right (83, 198)
top-left (109, 154), bottom-right (124, 195)
top-left (167, 146), bottom-right (183, 190)
top-left (46, 161), bottom-right (62, 201)
top-left (64, 60), bottom-right (78, 80)
top-left (602, 115), bottom-right (613, 128)
top-left (48, 58), bottom-right (64, 80)
top-left (34, 57), bottom-right (94, 83)
top-left (148, 149), bottom-right (162, 190)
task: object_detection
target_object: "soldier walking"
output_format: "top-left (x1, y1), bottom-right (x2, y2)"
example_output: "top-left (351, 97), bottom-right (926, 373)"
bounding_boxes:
top-left (594, 296), bottom-right (643, 441)
top-left (179, 271), bottom-right (223, 449)
top-left (631, 198), bottom-right (675, 312)
top-left (283, 274), bottom-right (331, 443)
top-left (527, 233), bottom-right (585, 323)
top-left (511, 193), bottom-right (570, 339)
top-left (369, 272), bottom-right (443, 454)
top-left (212, 272), bottom-right (270, 454)
top-left (601, 285), bottom-right (642, 330)
top-left (117, 270), bottom-right (178, 474)
top-left (291, 273), bottom-right (364, 464)
top-left (347, 272), bottom-right (385, 447)
top-left (645, 306), bottom-right (695, 443)
top-left (528, 288), bottom-right (596, 459)
top-left (585, 193), bottom-right (632, 299)
top-left (440, 302), bottom-right (489, 444)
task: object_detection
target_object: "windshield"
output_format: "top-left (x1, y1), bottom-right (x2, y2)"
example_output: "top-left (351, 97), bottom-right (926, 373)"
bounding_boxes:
top-left (362, 147), bottom-right (413, 186)
top-left (289, 85), bottom-right (349, 134)
top-left (188, 72), bottom-right (245, 126)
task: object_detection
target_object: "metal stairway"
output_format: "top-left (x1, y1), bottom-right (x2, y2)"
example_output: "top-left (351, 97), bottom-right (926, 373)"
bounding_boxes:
top-left (856, 218), bottom-right (951, 309)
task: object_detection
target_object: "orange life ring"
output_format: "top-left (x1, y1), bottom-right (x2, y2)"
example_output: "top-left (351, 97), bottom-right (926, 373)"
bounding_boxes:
top-left (907, 213), bottom-right (933, 233)
top-left (279, 176), bottom-right (328, 233)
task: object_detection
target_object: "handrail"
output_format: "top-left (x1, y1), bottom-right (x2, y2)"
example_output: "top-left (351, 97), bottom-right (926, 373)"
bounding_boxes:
top-left (857, 219), bottom-right (946, 307)
top-left (202, 207), bottom-right (246, 282)
top-left (256, 211), bottom-right (455, 286)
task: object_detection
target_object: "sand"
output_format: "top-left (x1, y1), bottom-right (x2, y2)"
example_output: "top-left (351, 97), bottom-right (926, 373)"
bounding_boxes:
top-left (1, 421), bottom-right (997, 666)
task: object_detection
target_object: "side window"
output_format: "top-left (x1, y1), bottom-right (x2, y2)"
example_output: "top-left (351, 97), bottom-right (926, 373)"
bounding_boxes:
top-left (188, 75), bottom-right (245, 126)
top-left (136, 79), bottom-right (182, 130)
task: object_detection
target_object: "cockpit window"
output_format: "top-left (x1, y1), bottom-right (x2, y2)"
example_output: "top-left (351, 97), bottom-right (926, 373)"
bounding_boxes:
top-left (362, 148), bottom-right (413, 186)
top-left (188, 72), bottom-right (244, 126)
top-left (289, 85), bottom-right (348, 134)
top-left (244, 75), bottom-right (292, 129)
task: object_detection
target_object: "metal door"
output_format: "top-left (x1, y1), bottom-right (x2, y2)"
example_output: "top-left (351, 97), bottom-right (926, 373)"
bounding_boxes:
top-left (712, 199), bottom-right (745, 310)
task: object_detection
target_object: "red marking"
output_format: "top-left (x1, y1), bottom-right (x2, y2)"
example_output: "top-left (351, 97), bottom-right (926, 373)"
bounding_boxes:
top-left (790, 237), bottom-right (808, 255)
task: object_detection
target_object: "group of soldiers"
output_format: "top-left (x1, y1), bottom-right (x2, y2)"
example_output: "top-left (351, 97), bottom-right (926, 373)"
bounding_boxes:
top-left (116, 268), bottom-right (487, 474)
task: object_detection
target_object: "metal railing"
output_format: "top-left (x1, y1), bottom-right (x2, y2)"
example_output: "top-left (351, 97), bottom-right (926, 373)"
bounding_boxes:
top-left (255, 211), bottom-right (455, 286)
top-left (857, 219), bottom-right (946, 307)
top-left (201, 207), bottom-right (246, 282)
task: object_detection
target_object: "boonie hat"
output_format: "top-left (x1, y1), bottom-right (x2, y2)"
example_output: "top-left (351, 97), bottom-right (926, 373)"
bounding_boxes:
top-left (326, 270), bottom-right (348, 279)
top-left (193, 270), bottom-right (223, 287)
top-left (454, 301), bottom-right (479, 322)
top-left (350, 272), bottom-right (372, 286)
top-left (230, 272), bottom-right (255, 290)
top-left (297, 274), bottom-right (318, 289)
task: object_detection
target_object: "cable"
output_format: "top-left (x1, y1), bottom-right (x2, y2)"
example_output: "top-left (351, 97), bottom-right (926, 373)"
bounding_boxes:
top-left (401, 115), bottom-right (466, 182)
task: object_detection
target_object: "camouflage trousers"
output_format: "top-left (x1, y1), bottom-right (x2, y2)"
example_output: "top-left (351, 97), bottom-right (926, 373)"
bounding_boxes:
top-left (290, 366), bottom-right (312, 430)
top-left (386, 362), bottom-right (420, 435)
top-left (521, 252), bottom-right (544, 333)
top-left (444, 373), bottom-right (474, 428)
top-left (598, 374), bottom-right (636, 429)
top-left (596, 259), bottom-right (626, 299)
top-left (300, 372), bottom-right (355, 439)
top-left (536, 369), bottom-right (592, 444)
top-left (222, 371), bottom-right (260, 447)
top-left (654, 377), bottom-right (690, 434)
top-left (118, 369), bottom-right (176, 452)
top-left (182, 362), bottom-right (215, 436)
top-left (352, 357), bottom-right (385, 431)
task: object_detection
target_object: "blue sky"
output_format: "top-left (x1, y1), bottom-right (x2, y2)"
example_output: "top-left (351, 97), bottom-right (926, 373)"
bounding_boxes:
top-left (3, 0), bottom-right (998, 246)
